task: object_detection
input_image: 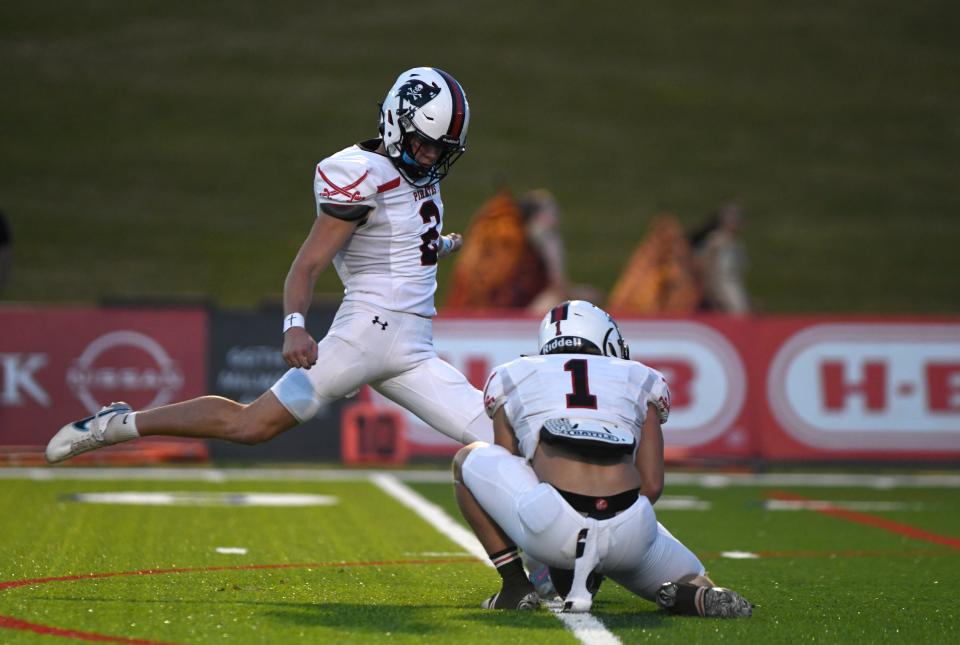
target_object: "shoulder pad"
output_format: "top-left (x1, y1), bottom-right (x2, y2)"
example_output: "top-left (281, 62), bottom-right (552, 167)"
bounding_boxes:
top-left (314, 155), bottom-right (379, 208)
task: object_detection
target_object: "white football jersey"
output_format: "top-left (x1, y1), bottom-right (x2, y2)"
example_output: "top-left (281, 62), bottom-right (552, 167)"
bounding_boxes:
top-left (482, 354), bottom-right (671, 462)
top-left (314, 140), bottom-right (447, 317)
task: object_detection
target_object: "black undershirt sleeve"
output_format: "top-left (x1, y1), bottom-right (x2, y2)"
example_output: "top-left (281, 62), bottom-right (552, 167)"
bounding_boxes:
top-left (320, 202), bottom-right (373, 222)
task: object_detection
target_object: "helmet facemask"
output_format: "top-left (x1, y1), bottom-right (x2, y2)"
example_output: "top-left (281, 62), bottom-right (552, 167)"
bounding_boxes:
top-left (397, 126), bottom-right (465, 187)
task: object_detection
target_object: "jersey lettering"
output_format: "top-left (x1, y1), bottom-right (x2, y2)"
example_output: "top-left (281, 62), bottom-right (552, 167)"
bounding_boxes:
top-left (564, 358), bottom-right (598, 409)
top-left (419, 200), bottom-right (441, 266)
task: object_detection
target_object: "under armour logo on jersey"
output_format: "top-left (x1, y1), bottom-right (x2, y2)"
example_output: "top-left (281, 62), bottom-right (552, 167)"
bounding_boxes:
top-left (372, 316), bottom-right (388, 330)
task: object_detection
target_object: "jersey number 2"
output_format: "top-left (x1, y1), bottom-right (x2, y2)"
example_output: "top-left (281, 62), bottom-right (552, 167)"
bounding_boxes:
top-left (419, 200), bottom-right (441, 266)
top-left (564, 359), bottom-right (598, 409)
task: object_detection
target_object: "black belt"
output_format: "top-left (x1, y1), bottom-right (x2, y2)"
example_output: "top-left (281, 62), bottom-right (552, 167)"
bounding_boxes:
top-left (554, 486), bottom-right (640, 520)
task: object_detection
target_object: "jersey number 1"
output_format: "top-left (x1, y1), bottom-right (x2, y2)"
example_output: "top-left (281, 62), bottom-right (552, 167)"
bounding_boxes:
top-left (564, 359), bottom-right (598, 409)
top-left (419, 200), bottom-right (441, 266)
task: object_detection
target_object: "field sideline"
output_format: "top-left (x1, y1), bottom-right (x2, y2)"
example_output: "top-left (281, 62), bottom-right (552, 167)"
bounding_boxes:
top-left (2, 468), bottom-right (959, 643)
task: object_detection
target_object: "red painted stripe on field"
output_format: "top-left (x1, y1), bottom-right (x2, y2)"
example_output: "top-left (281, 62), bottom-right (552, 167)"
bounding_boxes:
top-left (0, 557), bottom-right (480, 643)
top-left (769, 491), bottom-right (960, 550)
top-left (0, 615), bottom-right (174, 644)
top-left (0, 557), bottom-right (480, 591)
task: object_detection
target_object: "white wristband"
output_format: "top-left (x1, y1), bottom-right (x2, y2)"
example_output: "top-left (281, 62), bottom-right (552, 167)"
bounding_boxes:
top-left (283, 312), bottom-right (305, 334)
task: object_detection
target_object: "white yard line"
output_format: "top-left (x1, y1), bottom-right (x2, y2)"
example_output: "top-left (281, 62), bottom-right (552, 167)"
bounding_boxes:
top-left (369, 473), bottom-right (487, 562)
top-left (3, 467), bottom-right (960, 488)
top-left (369, 473), bottom-right (622, 645)
top-left (720, 551), bottom-right (759, 559)
top-left (668, 472), bottom-right (960, 489)
top-left (763, 499), bottom-right (927, 512)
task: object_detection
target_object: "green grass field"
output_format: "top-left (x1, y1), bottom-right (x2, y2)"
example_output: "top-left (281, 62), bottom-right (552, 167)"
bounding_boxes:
top-left (1, 1), bottom-right (958, 312)
top-left (2, 469), bottom-right (958, 643)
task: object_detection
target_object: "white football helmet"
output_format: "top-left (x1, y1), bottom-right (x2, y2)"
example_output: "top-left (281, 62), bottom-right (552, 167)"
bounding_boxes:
top-left (538, 301), bottom-right (630, 360)
top-left (378, 67), bottom-right (470, 187)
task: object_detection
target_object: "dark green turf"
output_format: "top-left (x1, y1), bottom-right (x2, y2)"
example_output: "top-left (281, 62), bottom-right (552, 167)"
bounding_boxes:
top-left (0, 479), bottom-right (567, 643)
top-left (2, 476), bottom-right (959, 642)
top-left (1, 1), bottom-right (958, 312)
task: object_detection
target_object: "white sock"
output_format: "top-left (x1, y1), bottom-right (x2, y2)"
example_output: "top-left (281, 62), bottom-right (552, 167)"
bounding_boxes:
top-left (104, 410), bottom-right (140, 443)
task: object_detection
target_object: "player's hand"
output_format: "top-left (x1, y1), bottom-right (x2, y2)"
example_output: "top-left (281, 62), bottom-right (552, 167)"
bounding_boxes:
top-left (282, 327), bottom-right (318, 369)
top-left (438, 232), bottom-right (463, 258)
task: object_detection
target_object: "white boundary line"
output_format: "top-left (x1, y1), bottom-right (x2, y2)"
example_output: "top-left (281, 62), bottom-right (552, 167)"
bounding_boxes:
top-left (4, 467), bottom-right (960, 488)
top-left (369, 474), bottom-right (621, 645)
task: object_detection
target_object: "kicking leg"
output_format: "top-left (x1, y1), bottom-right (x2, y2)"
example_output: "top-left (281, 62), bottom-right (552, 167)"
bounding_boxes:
top-left (136, 390), bottom-right (297, 443)
top-left (46, 390), bottom-right (297, 464)
top-left (374, 357), bottom-right (493, 445)
top-left (453, 443), bottom-right (538, 610)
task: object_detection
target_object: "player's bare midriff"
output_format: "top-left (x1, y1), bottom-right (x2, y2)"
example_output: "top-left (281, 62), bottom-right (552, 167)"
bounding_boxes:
top-left (531, 441), bottom-right (642, 497)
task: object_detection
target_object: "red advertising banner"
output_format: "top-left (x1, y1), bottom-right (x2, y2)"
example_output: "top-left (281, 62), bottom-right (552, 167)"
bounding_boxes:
top-left (0, 307), bottom-right (207, 449)
top-left (757, 318), bottom-right (960, 460)
top-left (368, 314), bottom-right (758, 460)
top-left (380, 313), bottom-right (960, 462)
top-left (3, 305), bottom-right (958, 464)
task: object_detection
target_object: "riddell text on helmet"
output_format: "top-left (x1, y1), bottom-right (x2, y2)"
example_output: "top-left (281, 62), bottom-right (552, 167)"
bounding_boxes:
top-left (543, 337), bottom-right (584, 353)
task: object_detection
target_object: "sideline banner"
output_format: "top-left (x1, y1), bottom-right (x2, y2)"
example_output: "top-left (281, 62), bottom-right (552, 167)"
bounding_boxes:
top-left (4, 306), bottom-right (958, 463)
top-left (374, 314), bottom-right (758, 459)
top-left (0, 307), bottom-right (206, 447)
top-left (385, 313), bottom-right (960, 462)
top-left (758, 319), bottom-right (960, 460)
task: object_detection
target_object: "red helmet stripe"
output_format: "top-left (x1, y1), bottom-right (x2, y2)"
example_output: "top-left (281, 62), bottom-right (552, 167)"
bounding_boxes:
top-left (549, 303), bottom-right (570, 324)
top-left (435, 68), bottom-right (466, 140)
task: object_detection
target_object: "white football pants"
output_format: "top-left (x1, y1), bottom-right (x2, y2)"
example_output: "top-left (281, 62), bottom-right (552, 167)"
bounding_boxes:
top-left (271, 300), bottom-right (491, 445)
top-left (462, 443), bottom-right (705, 601)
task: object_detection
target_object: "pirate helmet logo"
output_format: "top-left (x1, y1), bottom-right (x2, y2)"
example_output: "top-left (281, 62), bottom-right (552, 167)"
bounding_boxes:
top-left (398, 80), bottom-right (441, 110)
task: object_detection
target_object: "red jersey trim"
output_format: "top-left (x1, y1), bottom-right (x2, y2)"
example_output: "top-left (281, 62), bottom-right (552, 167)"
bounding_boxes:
top-left (377, 177), bottom-right (402, 193)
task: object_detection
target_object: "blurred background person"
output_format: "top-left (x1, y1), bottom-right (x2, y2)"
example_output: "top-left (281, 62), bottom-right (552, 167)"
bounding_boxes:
top-left (446, 189), bottom-right (600, 315)
top-left (517, 190), bottom-right (603, 315)
top-left (688, 201), bottom-right (750, 315)
top-left (607, 213), bottom-right (701, 315)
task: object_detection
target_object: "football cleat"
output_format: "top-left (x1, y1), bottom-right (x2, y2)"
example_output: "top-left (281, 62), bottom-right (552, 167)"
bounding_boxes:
top-left (480, 589), bottom-right (540, 611)
top-left (656, 582), bottom-right (753, 618)
top-left (700, 586), bottom-right (754, 618)
top-left (45, 402), bottom-right (133, 464)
